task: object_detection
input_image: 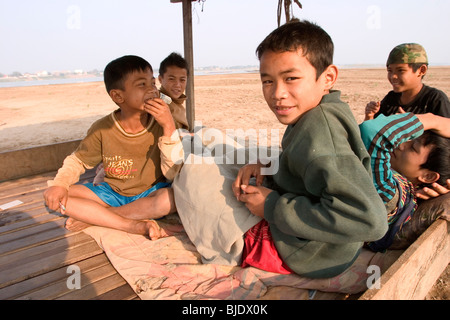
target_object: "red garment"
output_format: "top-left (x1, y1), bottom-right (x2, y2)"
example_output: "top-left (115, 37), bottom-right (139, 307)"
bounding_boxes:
top-left (241, 220), bottom-right (293, 274)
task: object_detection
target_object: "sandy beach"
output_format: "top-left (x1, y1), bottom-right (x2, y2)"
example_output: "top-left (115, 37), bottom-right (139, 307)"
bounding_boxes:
top-left (1, 66), bottom-right (449, 152)
top-left (0, 67), bottom-right (449, 299)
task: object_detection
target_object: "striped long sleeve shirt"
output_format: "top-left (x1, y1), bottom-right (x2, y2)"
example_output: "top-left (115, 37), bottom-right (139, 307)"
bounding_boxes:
top-left (359, 113), bottom-right (424, 251)
top-left (359, 113), bottom-right (424, 203)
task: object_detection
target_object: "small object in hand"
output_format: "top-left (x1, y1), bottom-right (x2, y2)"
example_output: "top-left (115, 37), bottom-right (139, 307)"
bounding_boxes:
top-left (160, 92), bottom-right (172, 105)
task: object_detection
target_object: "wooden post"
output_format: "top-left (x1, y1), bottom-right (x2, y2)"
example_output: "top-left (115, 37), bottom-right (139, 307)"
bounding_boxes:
top-left (182, 0), bottom-right (195, 131)
top-left (172, 0), bottom-right (195, 131)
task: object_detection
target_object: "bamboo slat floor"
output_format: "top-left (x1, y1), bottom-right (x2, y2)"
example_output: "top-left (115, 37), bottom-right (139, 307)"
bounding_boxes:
top-left (0, 169), bottom-right (139, 300)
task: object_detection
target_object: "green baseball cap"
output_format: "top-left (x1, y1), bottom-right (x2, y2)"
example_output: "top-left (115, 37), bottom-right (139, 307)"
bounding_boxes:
top-left (386, 43), bottom-right (428, 66)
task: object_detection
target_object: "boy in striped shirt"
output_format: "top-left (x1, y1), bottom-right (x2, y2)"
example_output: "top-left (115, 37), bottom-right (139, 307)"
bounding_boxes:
top-left (359, 112), bottom-right (450, 251)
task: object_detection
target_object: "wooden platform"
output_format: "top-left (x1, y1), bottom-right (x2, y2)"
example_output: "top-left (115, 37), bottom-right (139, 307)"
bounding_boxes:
top-left (0, 142), bottom-right (448, 300)
top-left (0, 169), bottom-right (139, 300)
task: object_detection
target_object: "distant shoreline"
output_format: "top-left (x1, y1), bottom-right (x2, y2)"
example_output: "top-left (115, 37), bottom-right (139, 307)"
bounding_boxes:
top-left (0, 76), bottom-right (104, 88)
top-left (1, 65), bottom-right (449, 89)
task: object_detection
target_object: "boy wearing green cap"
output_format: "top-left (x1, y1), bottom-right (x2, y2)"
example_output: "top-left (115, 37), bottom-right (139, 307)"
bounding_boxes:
top-left (365, 43), bottom-right (450, 200)
top-left (364, 43), bottom-right (450, 121)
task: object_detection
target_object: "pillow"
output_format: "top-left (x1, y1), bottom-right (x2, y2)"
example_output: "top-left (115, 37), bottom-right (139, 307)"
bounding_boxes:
top-left (390, 192), bottom-right (450, 249)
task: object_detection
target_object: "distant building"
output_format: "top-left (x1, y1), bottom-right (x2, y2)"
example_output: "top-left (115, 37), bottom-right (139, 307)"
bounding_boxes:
top-left (37, 71), bottom-right (49, 77)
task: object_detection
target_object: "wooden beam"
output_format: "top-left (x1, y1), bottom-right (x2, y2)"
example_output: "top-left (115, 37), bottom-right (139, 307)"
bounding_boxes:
top-left (182, 0), bottom-right (195, 131)
top-left (171, 0), bottom-right (196, 132)
top-left (0, 140), bottom-right (81, 182)
top-left (359, 219), bottom-right (449, 300)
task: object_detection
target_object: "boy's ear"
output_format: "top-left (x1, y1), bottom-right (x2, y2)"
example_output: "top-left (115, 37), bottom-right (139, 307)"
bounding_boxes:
top-left (322, 65), bottom-right (338, 90)
top-left (418, 170), bottom-right (440, 185)
top-left (109, 89), bottom-right (124, 104)
top-left (418, 64), bottom-right (428, 78)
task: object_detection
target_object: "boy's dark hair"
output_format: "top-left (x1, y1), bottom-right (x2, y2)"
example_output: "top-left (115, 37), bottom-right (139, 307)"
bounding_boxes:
top-left (104, 55), bottom-right (152, 93)
top-left (409, 63), bottom-right (428, 73)
top-left (420, 131), bottom-right (450, 186)
top-left (255, 19), bottom-right (334, 80)
top-left (410, 63), bottom-right (428, 79)
top-left (159, 52), bottom-right (189, 77)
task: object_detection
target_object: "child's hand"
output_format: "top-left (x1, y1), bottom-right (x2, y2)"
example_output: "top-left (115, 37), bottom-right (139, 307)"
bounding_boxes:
top-left (93, 164), bottom-right (105, 186)
top-left (364, 101), bottom-right (380, 121)
top-left (144, 98), bottom-right (176, 136)
top-left (416, 179), bottom-right (450, 200)
top-left (232, 163), bottom-right (267, 200)
top-left (43, 186), bottom-right (68, 213)
top-left (396, 106), bottom-right (406, 114)
top-left (238, 185), bottom-right (273, 217)
top-left (416, 113), bottom-right (450, 138)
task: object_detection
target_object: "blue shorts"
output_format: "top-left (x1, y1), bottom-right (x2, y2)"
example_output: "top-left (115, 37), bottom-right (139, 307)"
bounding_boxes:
top-left (83, 181), bottom-right (171, 207)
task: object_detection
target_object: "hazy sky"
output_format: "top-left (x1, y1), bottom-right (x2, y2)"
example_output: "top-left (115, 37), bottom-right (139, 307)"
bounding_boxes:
top-left (1, 0), bottom-right (449, 74)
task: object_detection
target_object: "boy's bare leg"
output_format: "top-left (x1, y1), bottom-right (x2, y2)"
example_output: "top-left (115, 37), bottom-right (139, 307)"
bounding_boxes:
top-left (147, 219), bottom-right (184, 240)
top-left (110, 188), bottom-right (184, 240)
top-left (66, 212), bottom-right (173, 240)
top-left (63, 185), bottom-right (182, 239)
top-left (109, 187), bottom-right (177, 220)
top-left (65, 197), bottom-right (152, 235)
top-left (64, 184), bottom-right (107, 232)
top-left (63, 185), bottom-right (155, 237)
top-left (65, 218), bottom-right (91, 232)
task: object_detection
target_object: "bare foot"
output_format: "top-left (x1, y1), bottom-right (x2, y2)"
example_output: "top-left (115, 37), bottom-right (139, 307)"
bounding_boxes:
top-left (65, 217), bottom-right (91, 232)
top-left (147, 220), bottom-right (184, 240)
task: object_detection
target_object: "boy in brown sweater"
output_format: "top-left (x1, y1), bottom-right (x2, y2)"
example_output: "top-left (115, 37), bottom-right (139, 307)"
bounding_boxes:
top-left (43, 55), bottom-right (182, 239)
